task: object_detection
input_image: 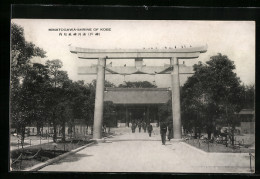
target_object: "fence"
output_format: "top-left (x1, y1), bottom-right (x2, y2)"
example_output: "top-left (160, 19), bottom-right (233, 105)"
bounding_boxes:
top-left (185, 137), bottom-right (244, 153)
top-left (16, 136), bottom-right (49, 150)
top-left (185, 137), bottom-right (255, 173)
top-left (11, 136), bottom-right (91, 170)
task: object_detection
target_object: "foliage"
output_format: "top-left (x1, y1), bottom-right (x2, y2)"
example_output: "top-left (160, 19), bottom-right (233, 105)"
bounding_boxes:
top-left (11, 23), bottom-right (46, 89)
top-left (118, 81), bottom-right (157, 88)
top-left (10, 23), bottom-right (46, 145)
top-left (86, 79), bottom-right (116, 126)
top-left (103, 101), bottom-right (116, 127)
top-left (242, 84), bottom-right (255, 109)
top-left (158, 99), bottom-right (172, 122)
top-left (11, 23), bottom-right (120, 143)
top-left (181, 53), bottom-right (245, 138)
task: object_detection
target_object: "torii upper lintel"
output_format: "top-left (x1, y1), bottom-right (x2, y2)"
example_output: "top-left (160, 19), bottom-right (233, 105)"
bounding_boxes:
top-left (70, 45), bottom-right (207, 59)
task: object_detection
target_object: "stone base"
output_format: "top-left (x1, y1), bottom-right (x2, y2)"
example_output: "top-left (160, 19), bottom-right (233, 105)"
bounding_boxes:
top-left (92, 136), bottom-right (115, 143)
top-left (169, 138), bottom-right (184, 142)
top-left (91, 138), bottom-right (106, 143)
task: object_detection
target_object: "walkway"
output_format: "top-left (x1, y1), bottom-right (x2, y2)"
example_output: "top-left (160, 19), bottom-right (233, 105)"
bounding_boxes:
top-left (40, 131), bottom-right (253, 173)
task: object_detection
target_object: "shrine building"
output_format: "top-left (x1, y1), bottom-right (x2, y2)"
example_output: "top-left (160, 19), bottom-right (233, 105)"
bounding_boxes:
top-left (104, 87), bottom-right (171, 127)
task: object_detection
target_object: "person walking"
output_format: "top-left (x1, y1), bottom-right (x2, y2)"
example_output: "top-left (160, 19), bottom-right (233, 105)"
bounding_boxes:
top-left (131, 122), bottom-right (136, 133)
top-left (138, 122), bottom-right (142, 133)
top-left (148, 124), bottom-right (153, 137)
top-left (143, 122), bottom-right (147, 133)
top-left (160, 121), bottom-right (167, 145)
top-left (167, 119), bottom-right (173, 141)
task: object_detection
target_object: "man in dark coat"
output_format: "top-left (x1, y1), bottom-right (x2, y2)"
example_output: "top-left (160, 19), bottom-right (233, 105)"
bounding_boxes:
top-left (148, 124), bottom-right (153, 137)
top-left (167, 118), bottom-right (173, 141)
top-left (143, 122), bottom-right (147, 133)
top-left (160, 121), bottom-right (167, 145)
top-left (168, 124), bottom-right (173, 141)
top-left (138, 122), bottom-right (142, 133)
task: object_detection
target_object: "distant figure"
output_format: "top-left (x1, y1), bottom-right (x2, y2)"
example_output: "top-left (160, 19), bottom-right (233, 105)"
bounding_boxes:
top-left (142, 122), bottom-right (147, 133)
top-left (168, 124), bottom-right (173, 141)
top-left (167, 118), bottom-right (173, 141)
top-left (160, 121), bottom-right (167, 145)
top-left (138, 122), bottom-right (142, 133)
top-left (103, 124), bottom-right (106, 133)
top-left (131, 123), bottom-right (136, 133)
top-left (148, 124), bottom-right (153, 137)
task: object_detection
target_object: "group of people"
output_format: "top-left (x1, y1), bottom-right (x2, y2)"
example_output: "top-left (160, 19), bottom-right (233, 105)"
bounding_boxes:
top-left (130, 119), bottom-right (174, 145)
top-left (130, 121), bottom-right (154, 137)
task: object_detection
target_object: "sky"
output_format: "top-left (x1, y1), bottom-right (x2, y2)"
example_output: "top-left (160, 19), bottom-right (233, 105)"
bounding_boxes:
top-left (12, 19), bottom-right (255, 87)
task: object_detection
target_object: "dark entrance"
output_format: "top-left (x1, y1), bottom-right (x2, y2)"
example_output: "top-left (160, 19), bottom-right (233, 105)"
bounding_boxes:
top-left (104, 88), bottom-right (171, 127)
top-left (129, 108), bottom-right (146, 122)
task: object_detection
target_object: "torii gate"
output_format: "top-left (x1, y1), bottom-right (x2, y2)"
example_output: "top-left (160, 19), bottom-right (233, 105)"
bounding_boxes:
top-left (70, 45), bottom-right (207, 139)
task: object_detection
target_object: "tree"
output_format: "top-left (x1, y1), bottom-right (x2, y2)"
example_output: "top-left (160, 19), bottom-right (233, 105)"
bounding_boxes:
top-left (104, 101), bottom-right (116, 130)
top-left (118, 81), bottom-right (157, 88)
top-left (10, 23), bottom-right (46, 145)
top-left (242, 84), bottom-right (255, 109)
top-left (181, 54), bottom-right (244, 140)
top-left (45, 59), bottom-right (72, 142)
top-left (68, 81), bottom-right (92, 138)
top-left (158, 99), bottom-right (172, 121)
top-left (86, 80), bottom-right (116, 131)
top-left (25, 63), bottom-right (50, 136)
top-left (11, 23), bottom-right (46, 90)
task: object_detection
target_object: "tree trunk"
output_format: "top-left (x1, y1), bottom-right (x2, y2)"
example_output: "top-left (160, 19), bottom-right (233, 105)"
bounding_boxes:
top-left (21, 125), bottom-right (25, 148)
top-left (52, 111), bottom-right (57, 142)
top-left (36, 122), bottom-right (41, 136)
top-left (41, 126), bottom-right (44, 137)
top-left (198, 128), bottom-right (201, 139)
top-left (73, 125), bottom-right (76, 138)
top-left (53, 123), bottom-right (57, 142)
top-left (231, 125), bottom-right (235, 146)
top-left (61, 121), bottom-right (66, 142)
top-left (207, 131), bottom-right (212, 140)
top-left (194, 127), bottom-right (198, 139)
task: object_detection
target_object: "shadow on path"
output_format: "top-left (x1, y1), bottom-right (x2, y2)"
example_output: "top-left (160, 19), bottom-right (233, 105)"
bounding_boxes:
top-left (109, 139), bottom-right (161, 142)
top-left (52, 153), bottom-right (93, 164)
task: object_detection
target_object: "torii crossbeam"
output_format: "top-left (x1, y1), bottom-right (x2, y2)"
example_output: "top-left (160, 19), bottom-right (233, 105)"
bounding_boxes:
top-left (70, 45), bottom-right (207, 139)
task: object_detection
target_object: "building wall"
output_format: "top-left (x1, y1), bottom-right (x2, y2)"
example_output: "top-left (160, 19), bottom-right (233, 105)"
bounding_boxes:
top-left (241, 122), bottom-right (255, 134)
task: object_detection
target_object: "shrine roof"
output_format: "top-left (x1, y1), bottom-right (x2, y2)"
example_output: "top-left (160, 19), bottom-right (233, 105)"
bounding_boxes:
top-left (104, 88), bottom-right (171, 104)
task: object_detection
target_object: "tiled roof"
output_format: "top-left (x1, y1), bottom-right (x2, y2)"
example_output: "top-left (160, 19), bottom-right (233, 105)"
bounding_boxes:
top-left (104, 88), bottom-right (171, 104)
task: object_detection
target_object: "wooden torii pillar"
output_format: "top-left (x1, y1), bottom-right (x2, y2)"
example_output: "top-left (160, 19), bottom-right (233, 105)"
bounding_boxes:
top-left (70, 46), bottom-right (207, 139)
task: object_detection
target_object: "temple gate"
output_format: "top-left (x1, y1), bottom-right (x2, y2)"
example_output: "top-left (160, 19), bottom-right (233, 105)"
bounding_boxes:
top-left (70, 45), bottom-right (207, 139)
